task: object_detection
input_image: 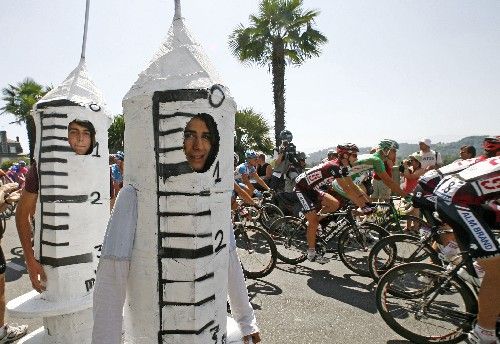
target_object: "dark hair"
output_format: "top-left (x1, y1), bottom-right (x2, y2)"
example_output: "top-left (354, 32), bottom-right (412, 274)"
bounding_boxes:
top-left (69, 119), bottom-right (96, 155)
top-left (463, 145), bottom-right (476, 158)
top-left (188, 114), bottom-right (219, 172)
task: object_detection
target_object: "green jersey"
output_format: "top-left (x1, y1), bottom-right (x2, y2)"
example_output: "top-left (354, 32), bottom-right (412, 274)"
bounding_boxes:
top-left (332, 152), bottom-right (386, 197)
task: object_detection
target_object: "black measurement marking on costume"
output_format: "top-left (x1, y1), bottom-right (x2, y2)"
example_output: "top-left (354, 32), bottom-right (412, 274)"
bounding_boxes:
top-left (40, 185), bottom-right (68, 189)
top-left (158, 210), bottom-right (211, 217)
top-left (41, 240), bottom-right (69, 247)
top-left (42, 211), bottom-right (69, 217)
top-left (94, 244), bottom-right (102, 259)
top-left (214, 230), bottom-right (226, 253)
top-left (157, 146), bottom-right (184, 154)
top-left (159, 320), bottom-right (215, 336)
top-left (158, 245), bottom-right (213, 259)
top-left (40, 157), bottom-right (68, 163)
top-left (162, 294), bottom-right (215, 307)
top-left (92, 142), bottom-right (100, 157)
top-left (40, 145), bottom-right (73, 153)
top-left (158, 128), bottom-right (184, 136)
top-left (212, 160), bottom-right (221, 183)
top-left (85, 278), bottom-right (95, 292)
top-left (39, 171), bottom-right (68, 176)
top-left (89, 103), bottom-right (101, 112)
top-left (210, 324), bottom-right (220, 343)
top-left (41, 253), bottom-right (93, 267)
top-left (157, 162), bottom-right (193, 180)
top-left (155, 112), bottom-right (196, 120)
top-left (161, 272), bottom-right (214, 284)
top-left (40, 113), bottom-right (68, 119)
top-left (42, 125), bottom-right (67, 130)
top-left (157, 190), bottom-right (210, 197)
top-left (42, 224), bottom-right (69, 230)
top-left (208, 84), bottom-right (225, 108)
top-left (90, 192), bottom-right (102, 204)
top-left (40, 195), bottom-right (88, 203)
top-left (160, 232), bottom-right (212, 238)
top-left (42, 136), bottom-right (68, 141)
top-left (36, 99), bottom-right (80, 109)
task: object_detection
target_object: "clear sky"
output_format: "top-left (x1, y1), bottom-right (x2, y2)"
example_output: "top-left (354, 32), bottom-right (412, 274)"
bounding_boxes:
top-left (1, 0), bottom-right (499, 154)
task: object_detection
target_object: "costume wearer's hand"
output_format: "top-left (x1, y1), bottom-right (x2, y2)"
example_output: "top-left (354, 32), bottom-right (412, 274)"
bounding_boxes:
top-left (27, 258), bottom-right (47, 293)
top-left (243, 332), bottom-right (261, 343)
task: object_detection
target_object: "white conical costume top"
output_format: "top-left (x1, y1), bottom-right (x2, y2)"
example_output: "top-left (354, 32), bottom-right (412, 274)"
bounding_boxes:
top-left (7, 59), bottom-right (112, 344)
top-left (122, 7), bottom-right (235, 344)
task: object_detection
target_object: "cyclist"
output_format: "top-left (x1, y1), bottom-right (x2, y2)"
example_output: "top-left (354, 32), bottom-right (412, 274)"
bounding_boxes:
top-left (294, 143), bottom-right (374, 264)
top-left (234, 150), bottom-right (270, 197)
top-left (412, 136), bottom-right (500, 262)
top-left (433, 151), bottom-right (500, 344)
top-left (332, 139), bottom-right (407, 204)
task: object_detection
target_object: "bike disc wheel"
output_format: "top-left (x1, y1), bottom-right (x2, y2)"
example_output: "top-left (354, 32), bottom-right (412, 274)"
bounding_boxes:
top-left (376, 262), bottom-right (477, 344)
top-left (235, 225), bottom-right (277, 279)
top-left (368, 234), bottom-right (439, 282)
top-left (337, 222), bottom-right (388, 276)
top-left (269, 216), bottom-right (307, 264)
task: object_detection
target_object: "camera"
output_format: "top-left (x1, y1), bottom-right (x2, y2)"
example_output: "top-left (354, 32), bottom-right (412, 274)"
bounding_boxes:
top-left (399, 161), bottom-right (405, 173)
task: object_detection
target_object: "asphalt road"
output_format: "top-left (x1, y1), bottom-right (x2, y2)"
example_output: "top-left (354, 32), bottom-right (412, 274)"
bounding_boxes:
top-left (2, 216), bottom-right (411, 343)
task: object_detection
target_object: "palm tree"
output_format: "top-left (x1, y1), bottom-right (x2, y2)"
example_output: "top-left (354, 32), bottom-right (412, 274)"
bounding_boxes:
top-left (234, 108), bottom-right (274, 161)
top-left (1, 78), bottom-right (51, 160)
top-left (229, 0), bottom-right (327, 145)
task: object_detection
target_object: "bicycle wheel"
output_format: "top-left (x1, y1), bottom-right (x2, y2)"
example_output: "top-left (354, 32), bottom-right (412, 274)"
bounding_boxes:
top-left (337, 222), bottom-right (388, 276)
top-left (384, 214), bottom-right (428, 235)
top-left (368, 234), bottom-right (440, 282)
top-left (269, 216), bottom-right (307, 264)
top-left (259, 203), bottom-right (284, 230)
top-left (234, 225), bottom-right (277, 279)
top-left (376, 262), bottom-right (477, 344)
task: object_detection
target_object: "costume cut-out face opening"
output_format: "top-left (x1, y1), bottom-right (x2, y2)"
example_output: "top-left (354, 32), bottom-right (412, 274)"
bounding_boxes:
top-left (183, 114), bottom-right (219, 173)
top-left (68, 119), bottom-right (96, 155)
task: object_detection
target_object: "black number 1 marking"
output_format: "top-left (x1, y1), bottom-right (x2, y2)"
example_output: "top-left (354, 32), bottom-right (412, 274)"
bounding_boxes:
top-left (92, 142), bottom-right (101, 157)
top-left (212, 160), bottom-right (221, 183)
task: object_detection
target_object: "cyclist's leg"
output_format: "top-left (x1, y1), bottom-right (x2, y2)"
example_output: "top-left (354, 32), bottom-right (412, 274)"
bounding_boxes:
top-left (438, 201), bottom-right (500, 336)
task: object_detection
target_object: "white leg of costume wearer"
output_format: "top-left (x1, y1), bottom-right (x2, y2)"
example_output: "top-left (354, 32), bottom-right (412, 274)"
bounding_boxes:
top-left (227, 228), bottom-right (259, 337)
top-left (91, 185), bottom-right (137, 344)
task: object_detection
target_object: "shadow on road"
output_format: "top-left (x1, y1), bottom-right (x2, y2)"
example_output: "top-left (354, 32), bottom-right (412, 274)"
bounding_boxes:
top-left (387, 340), bottom-right (412, 343)
top-left (307, 269), bottom-right (377, 313)
top-left (5, 246), bottom-right (27, 283)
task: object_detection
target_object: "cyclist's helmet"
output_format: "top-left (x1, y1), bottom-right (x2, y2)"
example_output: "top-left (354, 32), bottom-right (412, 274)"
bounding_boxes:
top-left (378, 139), bottom-right (399, 151)
top-left (233, 152), bottom-right (239, 165)
top-left (18, 160), bottom-right (26, 167)
top-left (336, 143), bottom-right (359, 155)
top-left (245, 150), bottom-right (258, 159)
top-left (279, 130), bottom-right (293, 142)
top-left (483, 136), bottom-right (500, 153)
top-left (327, 149), bottom-right (336, 155)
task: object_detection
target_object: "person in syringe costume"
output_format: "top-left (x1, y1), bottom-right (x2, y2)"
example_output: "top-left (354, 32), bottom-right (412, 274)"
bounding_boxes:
top-left (91, 1), bottom-right (260, 343)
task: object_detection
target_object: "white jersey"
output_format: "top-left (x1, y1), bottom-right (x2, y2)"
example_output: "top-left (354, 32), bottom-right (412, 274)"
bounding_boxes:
top-left (419, 150), bottom-right (442, 169)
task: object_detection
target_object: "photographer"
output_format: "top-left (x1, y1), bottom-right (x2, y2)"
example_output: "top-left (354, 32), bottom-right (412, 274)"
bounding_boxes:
top-left (399, 153), bottom-right (425, 193)
top-left (269, 130), bottom-right (296, 192)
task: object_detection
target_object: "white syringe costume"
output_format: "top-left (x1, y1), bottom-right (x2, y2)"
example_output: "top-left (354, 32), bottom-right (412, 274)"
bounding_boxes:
top-left (7, 59), bottom-right (111, 343)
top-left (122, 11), bottom-right (235, 343)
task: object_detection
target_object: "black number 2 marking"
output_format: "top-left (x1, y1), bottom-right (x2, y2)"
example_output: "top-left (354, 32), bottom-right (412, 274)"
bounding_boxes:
top-left (212, 160), bottom-right (221, 183)
top-left (214, 230), bottom-right (226, 253)
top-left (90, 192), bottom-right (102, 204)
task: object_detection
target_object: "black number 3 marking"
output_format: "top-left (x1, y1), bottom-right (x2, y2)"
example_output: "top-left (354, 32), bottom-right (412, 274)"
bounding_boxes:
top-left (90, 192), bottom-right (102, 204)
top-left (214, 230), bottom-right (226, 253)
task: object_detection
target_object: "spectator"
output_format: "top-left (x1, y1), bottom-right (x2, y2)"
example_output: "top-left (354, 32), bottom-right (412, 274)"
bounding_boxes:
top-left (18, 161), bottom-right (29, 176)
top-left (321, 150), bottom-right (337, 163)
top-left (416, 138), bottom-right (442, 170)
top-left (284, 152), bottom-right (306, 192)
top-left (459, 145), bottom-right (476, 161)
top-left (371, 151), bottom-right (395, 201)
top-left (110, 151), bottom-right (124, 202)
top-left (400, 153), bottom-right (425, 193)
top-left (254, 153), bottom-right (272, 190)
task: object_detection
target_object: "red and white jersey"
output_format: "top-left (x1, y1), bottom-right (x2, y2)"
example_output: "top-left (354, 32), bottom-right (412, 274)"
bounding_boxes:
top-left (295, 159), bottom-right (349, 193)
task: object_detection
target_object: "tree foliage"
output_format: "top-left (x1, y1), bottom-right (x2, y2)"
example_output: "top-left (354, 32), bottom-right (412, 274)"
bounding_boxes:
top-left (1, 78), bottom-right (51, 160)
top-left (229, 0), bottom-right (327, 144)
top-left (108, 114), bottom-right (125, 153)
top-left (234, 108), bottom-right (274, 162)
